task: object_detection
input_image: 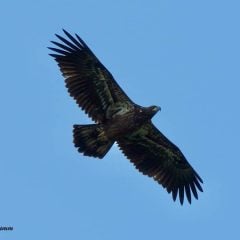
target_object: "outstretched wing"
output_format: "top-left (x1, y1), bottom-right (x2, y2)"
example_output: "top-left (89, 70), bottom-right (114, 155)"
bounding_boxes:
top-left (49, 29), bottom-right (134, 123)
top-left (117, 122), bottom-right (203, 204)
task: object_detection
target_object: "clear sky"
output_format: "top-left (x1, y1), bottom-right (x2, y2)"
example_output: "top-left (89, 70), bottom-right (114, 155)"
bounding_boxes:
top-left (1, 0), bottom-right (240, 239)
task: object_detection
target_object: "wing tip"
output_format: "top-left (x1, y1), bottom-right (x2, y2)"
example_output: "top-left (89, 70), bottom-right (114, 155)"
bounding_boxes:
top-left (169, 179), bottom-right (203, 205)
top-left (48, 52), bottom-right (61, 58)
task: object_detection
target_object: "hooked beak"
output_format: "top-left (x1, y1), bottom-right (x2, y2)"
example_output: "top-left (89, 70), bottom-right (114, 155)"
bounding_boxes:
top-left (153, 106), bottom-right (161, 112)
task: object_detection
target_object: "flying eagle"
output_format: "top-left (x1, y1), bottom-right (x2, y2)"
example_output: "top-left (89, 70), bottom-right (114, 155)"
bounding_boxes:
top-left (49, 30), bottom-right (203, 205)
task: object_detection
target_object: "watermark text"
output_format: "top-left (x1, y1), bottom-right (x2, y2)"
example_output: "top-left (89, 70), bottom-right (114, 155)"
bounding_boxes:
top-left (0, 226), bottom-right (13, 231)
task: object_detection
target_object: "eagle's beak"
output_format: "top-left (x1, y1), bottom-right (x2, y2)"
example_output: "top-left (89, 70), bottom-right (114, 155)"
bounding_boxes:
top-left (154, 106), bottom-right (161, 112)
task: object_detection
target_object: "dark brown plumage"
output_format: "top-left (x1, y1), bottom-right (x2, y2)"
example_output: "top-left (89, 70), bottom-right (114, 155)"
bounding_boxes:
top-left (49, 29), bottom-right (203, 205)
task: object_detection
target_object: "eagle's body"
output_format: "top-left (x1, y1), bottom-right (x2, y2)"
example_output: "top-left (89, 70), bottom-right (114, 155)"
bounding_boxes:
top-left (49, 30), bottom-right (203, 205)
top-left (104, 105), bottom-right (160, 139)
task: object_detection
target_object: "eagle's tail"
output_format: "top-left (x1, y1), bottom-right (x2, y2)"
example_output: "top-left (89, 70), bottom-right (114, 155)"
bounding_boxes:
top-left (73, 124), bottom-right (114, 159)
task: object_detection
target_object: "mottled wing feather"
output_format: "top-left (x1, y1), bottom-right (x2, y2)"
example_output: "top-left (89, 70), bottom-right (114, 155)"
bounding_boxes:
top-left (117, 122), bottom-right (203, 204)
top-left (49, 29), bottom-right (134, 123)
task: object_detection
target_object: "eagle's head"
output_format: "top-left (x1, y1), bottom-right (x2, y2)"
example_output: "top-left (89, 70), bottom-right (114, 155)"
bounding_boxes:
top-left (148, 105), bottom-right (161, 118)
top-left (138, 105), bottom-right (161, 120)
top-left (149, 105), bottom-right (161, 114)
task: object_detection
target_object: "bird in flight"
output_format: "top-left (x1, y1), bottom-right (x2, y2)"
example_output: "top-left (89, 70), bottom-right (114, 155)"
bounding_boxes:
top-left (49, 29), bottom-right (203, 205)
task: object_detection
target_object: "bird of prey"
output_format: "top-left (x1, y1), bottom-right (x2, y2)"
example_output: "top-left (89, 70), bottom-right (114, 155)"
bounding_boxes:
top-left (49, 29), bottom-right (203, 205)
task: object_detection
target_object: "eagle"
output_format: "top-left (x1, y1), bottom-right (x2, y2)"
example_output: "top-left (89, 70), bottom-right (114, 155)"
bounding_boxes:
top-left (49, 29), bottom-right (203, 205)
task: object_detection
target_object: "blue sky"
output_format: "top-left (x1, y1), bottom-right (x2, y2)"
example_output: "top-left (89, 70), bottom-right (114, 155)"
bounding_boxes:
top-left (1, 0), bottom-right (240, 239)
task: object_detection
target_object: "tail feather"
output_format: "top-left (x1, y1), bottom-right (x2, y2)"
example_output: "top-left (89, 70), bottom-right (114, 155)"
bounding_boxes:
top-left (73, 124), bottom-right (114, 159)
